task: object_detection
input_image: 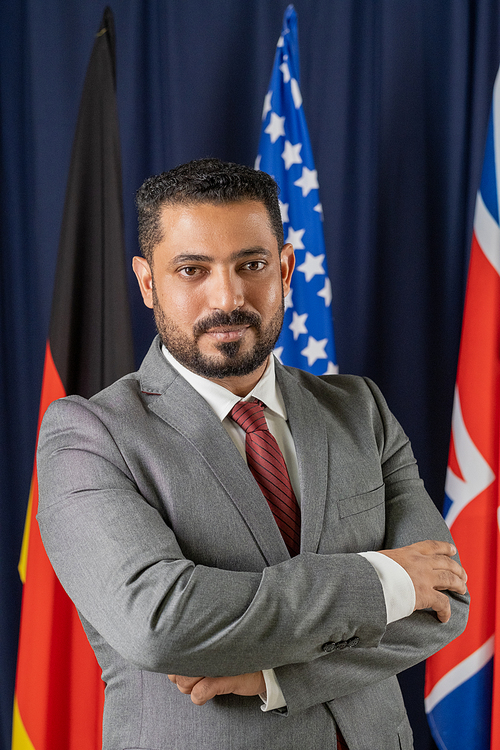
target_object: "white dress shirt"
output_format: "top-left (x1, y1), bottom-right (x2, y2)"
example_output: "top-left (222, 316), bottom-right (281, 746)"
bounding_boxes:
top-left (162, 347), bottom-right (415, 710)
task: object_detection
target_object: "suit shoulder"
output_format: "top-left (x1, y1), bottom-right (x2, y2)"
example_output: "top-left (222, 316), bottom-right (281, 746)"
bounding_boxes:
top-left (40, 370), bottom-right (144, 430)
top-left (280, 366), bottom-right (398, 436)
top-left (283, 366), bottom-right (379, 402)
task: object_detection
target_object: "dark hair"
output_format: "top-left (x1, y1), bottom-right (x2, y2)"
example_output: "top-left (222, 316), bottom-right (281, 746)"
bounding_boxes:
top-left (135, 158), bottom-right (284, 265)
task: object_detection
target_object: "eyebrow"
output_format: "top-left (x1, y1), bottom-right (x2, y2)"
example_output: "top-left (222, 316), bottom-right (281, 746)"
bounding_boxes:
top-left (170, 247), bottom-right (273, 265)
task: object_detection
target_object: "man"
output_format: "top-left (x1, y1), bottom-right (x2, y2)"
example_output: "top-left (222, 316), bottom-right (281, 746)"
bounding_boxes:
top-left (37, 158), bottom-right (468, 750)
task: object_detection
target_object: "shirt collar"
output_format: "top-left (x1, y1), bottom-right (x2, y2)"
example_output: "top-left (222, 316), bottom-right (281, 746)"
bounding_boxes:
top-left (162, 345), bottom-right (287, 422)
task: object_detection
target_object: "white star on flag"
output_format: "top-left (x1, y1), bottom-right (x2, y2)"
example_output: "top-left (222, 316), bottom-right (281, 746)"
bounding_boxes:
top-left (262, 91), bottom-right (273, 120)
top-left (265, 112), bottom-right (286, 143)
top-left (279, 201), bottom-right (289, 223)
top-left (289, 311), bottom-right (308, 340)
top-left (297, 251), bottom-right (325, 281)
top-left (294, 166), bottom-right (319, 197)
top-left (318, 278), bottom-right (332, 307)
top-left (273, 346), bottom-right (284, 362)
top-left (282, 140), bottom-right (302, 170)
top-left (255, 5), bottom-right (337, 375)
top-left (290, 78), bottom-right (302, 109)
top-left (301, 336), bottom-right (328, 367)
top-left (285, 226), bottom-right (305, 249)
top-left (279, 61), bottom-right (291, 83)
top-left (324, 361), bottom-right (339, 375)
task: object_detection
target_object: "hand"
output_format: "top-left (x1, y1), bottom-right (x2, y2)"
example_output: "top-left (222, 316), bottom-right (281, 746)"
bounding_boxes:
top-left (379, 540), bottom-right (467, 623)
top-left (167, 671), bottom-right (266, 706)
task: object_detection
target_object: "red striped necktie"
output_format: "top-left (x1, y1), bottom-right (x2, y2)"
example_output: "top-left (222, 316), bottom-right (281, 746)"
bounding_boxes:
top-left (230, 399), bottom-right (300, 556)
top-left (231, 400), bottom-right (349, 749)
top-left (336, 730), bottom-right (349, 749)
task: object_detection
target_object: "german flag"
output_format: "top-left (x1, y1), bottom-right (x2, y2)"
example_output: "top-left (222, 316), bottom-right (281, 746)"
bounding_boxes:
top-left (12, 8), bottom-right (134, 749)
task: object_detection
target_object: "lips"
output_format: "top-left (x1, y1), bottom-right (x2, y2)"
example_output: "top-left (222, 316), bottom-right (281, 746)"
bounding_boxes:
top-left (204, 326), bottom-right (250, 342)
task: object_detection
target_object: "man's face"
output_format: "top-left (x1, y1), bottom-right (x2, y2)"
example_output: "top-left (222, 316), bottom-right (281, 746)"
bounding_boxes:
top-left (133, 201), bottom-right (294, 394)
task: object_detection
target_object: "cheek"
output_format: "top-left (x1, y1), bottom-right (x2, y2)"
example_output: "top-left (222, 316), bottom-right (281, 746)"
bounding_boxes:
top-left (158, 286), bottom-right (204, 323)
top-left (253, 281), bottom-right (282, 312)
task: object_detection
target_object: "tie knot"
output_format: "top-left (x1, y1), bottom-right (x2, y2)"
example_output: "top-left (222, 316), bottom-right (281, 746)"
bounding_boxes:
top-left (230, 400), bottom-right (268, 434)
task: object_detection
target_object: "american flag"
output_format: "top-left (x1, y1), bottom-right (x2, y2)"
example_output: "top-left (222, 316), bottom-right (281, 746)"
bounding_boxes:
top-left (425, 66), bottom-right (500, 750)
top-left (256, 4), bottom-right (337, 375)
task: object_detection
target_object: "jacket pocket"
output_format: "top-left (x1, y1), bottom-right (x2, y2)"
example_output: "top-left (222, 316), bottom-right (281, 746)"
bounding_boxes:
top-left (338, 484), bottom-right (385, 518)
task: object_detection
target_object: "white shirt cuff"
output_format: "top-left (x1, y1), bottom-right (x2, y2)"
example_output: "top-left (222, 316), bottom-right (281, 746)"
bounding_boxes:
top-left (358, 551), bottom-right (415, 623)
top-left (260, 669), bottom-right (287, 711)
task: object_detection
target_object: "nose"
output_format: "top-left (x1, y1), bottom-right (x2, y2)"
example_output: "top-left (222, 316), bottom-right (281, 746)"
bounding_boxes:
top-left (207, 268), bottom-right (244, 313)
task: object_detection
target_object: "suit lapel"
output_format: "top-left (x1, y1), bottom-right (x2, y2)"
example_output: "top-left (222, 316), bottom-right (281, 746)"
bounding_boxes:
top-left (138, 338), bottom-right (290, 566)
top-left (276, 363), bottom-right (329, 554)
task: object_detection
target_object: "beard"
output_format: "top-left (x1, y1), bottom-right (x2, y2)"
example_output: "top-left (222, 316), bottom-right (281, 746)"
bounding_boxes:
top-left (152, 284), bottom-right (284, 379)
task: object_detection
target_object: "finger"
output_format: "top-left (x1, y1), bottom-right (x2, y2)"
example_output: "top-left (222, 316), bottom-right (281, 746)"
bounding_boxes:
top-left (427, 553), bottom-right (467, 581)
top-left (190, 677), bottom-right (232, 706)
top-left (433, 569), bottom-right (468, 595)
top-left (429, 556), bottom-right (467, 581)
top-left (417, 540), bottom-right (457, 557)
top-left (186, 673), bottom-right (266, 706)
top-left (430, 591), bottom-right (452, 623)
top-left (168, 675), bottom-right (204, 694)
top-left (446, 560), bottom-right (467, 580)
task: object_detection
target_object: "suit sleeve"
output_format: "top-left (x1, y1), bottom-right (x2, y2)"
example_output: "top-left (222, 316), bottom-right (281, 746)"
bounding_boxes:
top-left (37, 395), bottom-right (389, 678)
top-left (271, 377), bottom-right (469, 715)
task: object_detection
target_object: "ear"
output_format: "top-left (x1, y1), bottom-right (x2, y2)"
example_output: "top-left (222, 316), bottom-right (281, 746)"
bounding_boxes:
top-left (132, 256), bottom-right (154, 309)
top-left (280, 243), bottom-right (295, 298)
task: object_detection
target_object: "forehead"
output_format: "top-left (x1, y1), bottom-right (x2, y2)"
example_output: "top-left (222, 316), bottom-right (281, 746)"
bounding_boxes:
top-left (155, 200), bottom-right (278, 260)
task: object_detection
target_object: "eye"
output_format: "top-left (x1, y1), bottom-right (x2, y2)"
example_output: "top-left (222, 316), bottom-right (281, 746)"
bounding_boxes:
top-left (242, 260), bottom-right (266, 271)
top-left (178, 266), bottom-right (202, 278)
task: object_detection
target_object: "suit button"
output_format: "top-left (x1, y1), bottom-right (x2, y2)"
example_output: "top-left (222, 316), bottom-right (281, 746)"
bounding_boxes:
top-left (322, 640), bottom-right (350, 652)
top-left (321, 641), bottom-right (336, 653)
top-left (347, 636), bottom-right (360, 648)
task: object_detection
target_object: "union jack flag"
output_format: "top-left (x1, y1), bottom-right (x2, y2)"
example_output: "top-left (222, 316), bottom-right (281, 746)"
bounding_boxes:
top-left (256, 4), bottom-right (337, 375)
top-left (425, 67), bottom-right (500, 750)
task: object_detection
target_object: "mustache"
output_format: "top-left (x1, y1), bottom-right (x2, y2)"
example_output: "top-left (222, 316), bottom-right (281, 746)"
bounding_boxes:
top-left (193, 309), bottom-right (261, 337)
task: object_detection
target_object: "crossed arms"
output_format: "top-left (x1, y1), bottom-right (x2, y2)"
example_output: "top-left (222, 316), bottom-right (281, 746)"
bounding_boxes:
top-left (168, 539), bottom-right (467, 706)
top-left (36, 383), bottom-right (469, 716)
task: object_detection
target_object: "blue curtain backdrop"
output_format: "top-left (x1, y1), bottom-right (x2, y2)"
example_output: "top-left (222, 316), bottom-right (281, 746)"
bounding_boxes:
top-left (2, 2), bottom-right (500, 749)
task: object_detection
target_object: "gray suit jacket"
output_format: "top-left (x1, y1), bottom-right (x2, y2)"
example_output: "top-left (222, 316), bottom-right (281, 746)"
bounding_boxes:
top-left (37, 336), bottom-right (468, 750)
